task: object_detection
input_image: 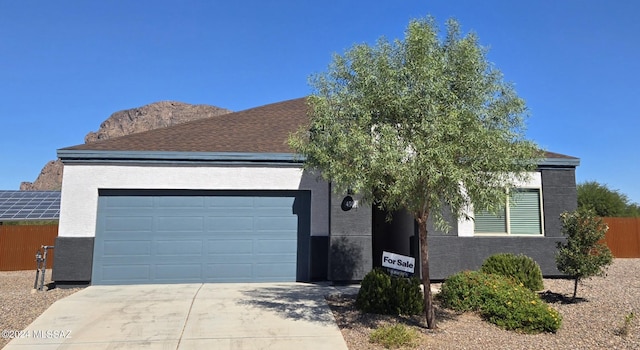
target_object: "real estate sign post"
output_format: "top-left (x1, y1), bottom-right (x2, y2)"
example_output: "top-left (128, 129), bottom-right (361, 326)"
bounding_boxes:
top-left (382, 251), bottom-right (415, 277)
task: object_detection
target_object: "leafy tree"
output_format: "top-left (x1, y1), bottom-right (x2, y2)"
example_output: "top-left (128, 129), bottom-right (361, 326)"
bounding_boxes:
top-left (626, 203), bottom-right (640, 217)
top-left (577, 181), bottom-right (640, 217)
top-left (289, 17), bottom-right (540, 328)
top-left (556, 209), bottom-right (614, 300)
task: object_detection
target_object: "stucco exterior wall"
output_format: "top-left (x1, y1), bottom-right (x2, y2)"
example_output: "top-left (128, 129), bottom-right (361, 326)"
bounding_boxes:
top-left (58, 164), bottom-right (329, 238)
top-left (328, 186), bottom-right (372, 281)
top-left (540, 168), bottom-right (578, 237)
top-left (372, 170), bottom-right (574, 279)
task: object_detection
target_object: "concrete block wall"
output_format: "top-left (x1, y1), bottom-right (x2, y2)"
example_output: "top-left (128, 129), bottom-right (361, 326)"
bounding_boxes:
top-left (328, 186), bottom-right (372, 281)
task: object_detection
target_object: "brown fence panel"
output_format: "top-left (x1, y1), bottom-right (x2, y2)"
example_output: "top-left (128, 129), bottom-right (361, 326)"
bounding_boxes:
top-left (0, 225), bottom-right (58, 271)
top-left (603, 217), bottom-right (640, 258)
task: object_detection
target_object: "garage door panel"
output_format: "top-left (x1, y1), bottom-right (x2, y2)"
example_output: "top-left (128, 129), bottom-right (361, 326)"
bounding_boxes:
top-left (105, 216), bottom-right (154, 231)
top-left (156, 240), bottom-right (203, 256)
top-left (101, 264), bottom-right (151, 282)
top-left (208, 196), bottom-right (254, 207)
top-left (253, 254), bottom-right (296, 263)
top-left (254, 196), bottom-right (294, 206)
top-left (255, 210), bottom-right (295, 218)
top-left (93, 190), bottom-right (310, 284)
top-left (157, 196), bottom-right (205, 208)
top-left (206, 240), bottom-right (253, 254)
top-left (255, 239), bottom-right (297, 254)
top-left (256, 216), bottom-right (298, 230)
top-left (207, 217), bottom-right (254, 231)
top-left (105, 196), bottom-right (154, 208)
top-left (207, 208), bottom-right (258, 217)
top-left (103, 240), bottom-right (152, 256)
top-left (105, 208), bottom-right (158, 216)
top-left (206, 254), bottom-right (262, 263)
top-left (157, 216), bottom-right (205, 231)
top-left (156, 264), bottom-right (203, 280)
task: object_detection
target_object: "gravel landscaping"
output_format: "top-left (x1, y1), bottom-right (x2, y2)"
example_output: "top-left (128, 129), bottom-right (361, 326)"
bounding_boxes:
top-left (1, 260), bottom-right (638, 350)
top-left (0, 270), bottom-right (80, 349)
top-left (327, 259), bottom-right (640, 350)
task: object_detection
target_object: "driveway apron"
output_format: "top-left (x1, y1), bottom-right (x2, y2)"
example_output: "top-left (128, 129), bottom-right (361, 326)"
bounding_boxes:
top-left (4, 283), bottom-right (349, 350)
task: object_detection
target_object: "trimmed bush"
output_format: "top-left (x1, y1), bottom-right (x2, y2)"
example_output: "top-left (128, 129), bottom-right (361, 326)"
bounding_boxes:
top-left (437, 270), bottom-right (500, 311)
top-left (480, 253), bottom-right (544, 291)
top-left (356, 268), bottom-right (392, 313)
top-left (390, 274), bottom-right (424, 315)
top-left (438, 271), bottom-right (561, 333)
top-left (356, 268), bottom-right (424, 315)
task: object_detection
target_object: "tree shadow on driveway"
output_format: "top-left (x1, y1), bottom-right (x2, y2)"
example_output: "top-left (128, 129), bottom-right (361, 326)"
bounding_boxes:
top-left (239, 283), bottom-right (338, 326)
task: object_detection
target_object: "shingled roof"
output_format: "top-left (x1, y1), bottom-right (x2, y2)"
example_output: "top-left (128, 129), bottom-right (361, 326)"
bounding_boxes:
top-left (59, 97), bottom-right (578, 164)
top-left (61, 97), bottom-right (309, 154)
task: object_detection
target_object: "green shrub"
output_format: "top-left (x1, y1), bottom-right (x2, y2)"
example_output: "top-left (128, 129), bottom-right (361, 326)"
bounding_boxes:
top-left (356, 268), bottom-right (424, 315)
top-left (356, 268), bottom-right (392, 313)
top-left (389, 273), bottom-right (424, 315)
top-left (438, 271), bottom-right (562, 333)
top-left (369, 324), bottom-right (420, 349)
top-left (437, 270), bottom-right (496, 311)
top-left (556, 209), bottom-right (614, 299)
top-left (480, 253), bottom-right (544, 291)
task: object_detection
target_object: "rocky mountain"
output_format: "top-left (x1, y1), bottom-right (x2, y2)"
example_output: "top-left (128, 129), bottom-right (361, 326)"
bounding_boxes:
top-left (20, 160), bottom-right (64, 191)
top-left (20, 101), bottom-right (232, 191)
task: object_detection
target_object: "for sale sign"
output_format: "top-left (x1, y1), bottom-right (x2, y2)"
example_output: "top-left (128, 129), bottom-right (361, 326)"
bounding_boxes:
top-left (382, 251), bottom-right (415, 274)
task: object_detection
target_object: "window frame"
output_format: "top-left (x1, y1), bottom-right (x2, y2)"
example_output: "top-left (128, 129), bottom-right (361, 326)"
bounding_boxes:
top-left (473, 186), bottom-right (545, 236)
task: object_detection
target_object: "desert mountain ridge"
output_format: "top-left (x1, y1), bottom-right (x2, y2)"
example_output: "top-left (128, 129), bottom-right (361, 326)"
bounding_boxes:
top-left (20, 101), bottom-right (232, 191)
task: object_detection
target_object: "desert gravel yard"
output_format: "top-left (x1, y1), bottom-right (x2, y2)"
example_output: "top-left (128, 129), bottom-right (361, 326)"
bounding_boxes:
top-left (1, 260), bottom-right (639, 350)
top-left (0, 271), bottom-right (80, 349)
top-left (327, 259), bottom-right (640, 350)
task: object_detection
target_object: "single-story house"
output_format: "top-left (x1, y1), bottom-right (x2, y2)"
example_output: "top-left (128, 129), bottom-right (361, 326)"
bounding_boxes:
top-left (53, 97), bottom-right (579, 286)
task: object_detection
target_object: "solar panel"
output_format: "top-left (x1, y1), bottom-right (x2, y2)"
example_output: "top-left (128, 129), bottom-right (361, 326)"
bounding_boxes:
top-left (0, 191), bottom-right (60, 221)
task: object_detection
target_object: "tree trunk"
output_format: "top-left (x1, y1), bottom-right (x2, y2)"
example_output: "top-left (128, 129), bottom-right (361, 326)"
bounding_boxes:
top-left (572, 278), bottom-right (579, 300)
top-left (417, 213), bottom-right (436, 329)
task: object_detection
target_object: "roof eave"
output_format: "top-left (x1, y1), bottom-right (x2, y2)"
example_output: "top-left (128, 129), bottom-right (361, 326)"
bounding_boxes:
top-left (538, 157), bottom-right (580, 167)
top-left (57, 150), bottom-right (579, 167)
top-left (57, 150), bottom-right (305, 166)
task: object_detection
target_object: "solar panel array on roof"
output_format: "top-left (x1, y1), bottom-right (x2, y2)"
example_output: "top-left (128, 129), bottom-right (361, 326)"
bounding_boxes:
top-left (0, 191), bottom-right (60, 221)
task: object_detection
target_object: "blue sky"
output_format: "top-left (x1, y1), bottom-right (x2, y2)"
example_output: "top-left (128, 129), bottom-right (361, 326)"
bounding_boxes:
top-left (1, 1), bottom-right (638, 204)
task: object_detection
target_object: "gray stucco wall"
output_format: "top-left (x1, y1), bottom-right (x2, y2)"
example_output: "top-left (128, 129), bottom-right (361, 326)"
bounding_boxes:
top-left (428, 236), bottom-right (565, 279)
top-left (52, 237), bottom-right (94, 286)
top-left (328, 186), bottom-right (373, 281)
top-left (373, 167), bottom-right (578, 280)
top-left (541, 168), bottom-right (578, 237)
top-left (427, 167), bottom-right (578, 279)
top-left (310, 236), bottom-right (328, 281)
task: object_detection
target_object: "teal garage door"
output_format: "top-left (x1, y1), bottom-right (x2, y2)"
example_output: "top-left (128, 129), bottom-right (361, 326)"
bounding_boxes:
top-left (92, 190), bottom-right (310, 285)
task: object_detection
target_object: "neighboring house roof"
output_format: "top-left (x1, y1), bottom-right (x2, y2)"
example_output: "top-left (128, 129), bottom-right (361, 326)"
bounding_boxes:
top-left (57, 97), bottom-right (579, 166)
top-left (0, 191), bottom-right (60, 221)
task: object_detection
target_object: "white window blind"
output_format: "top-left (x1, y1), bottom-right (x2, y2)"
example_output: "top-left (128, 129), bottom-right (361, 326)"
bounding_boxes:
top-left (474, 188), bottom-right (542, 235)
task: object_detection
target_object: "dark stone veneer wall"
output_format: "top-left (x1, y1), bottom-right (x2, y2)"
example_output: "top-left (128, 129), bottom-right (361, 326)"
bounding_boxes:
top-left (52, 237), bottom-right (94, 287)
top-left (328, 185), bottom-right (373, 281)
top-left (428, 167), bottom-right (578, 279)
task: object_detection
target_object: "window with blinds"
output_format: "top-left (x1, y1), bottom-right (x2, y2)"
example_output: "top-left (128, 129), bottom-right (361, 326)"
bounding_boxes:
top-left (474, 188), bottom-right (542, 235)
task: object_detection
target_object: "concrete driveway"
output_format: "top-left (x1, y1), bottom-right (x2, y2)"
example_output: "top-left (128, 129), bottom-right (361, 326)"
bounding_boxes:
top-left (5, 283), bottom-right (351, 349)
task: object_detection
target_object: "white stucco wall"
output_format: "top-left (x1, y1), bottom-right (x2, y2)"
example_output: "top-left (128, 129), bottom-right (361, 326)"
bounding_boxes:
top-left (59, 164), bottom-right (329, 238)
top-left (458, 171), bottom-right (543, 237)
